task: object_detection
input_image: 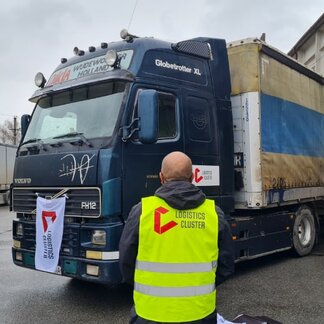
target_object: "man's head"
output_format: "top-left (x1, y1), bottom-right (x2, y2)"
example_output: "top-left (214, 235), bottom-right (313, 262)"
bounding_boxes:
top-left (159, 151), bottom-right (193, 184)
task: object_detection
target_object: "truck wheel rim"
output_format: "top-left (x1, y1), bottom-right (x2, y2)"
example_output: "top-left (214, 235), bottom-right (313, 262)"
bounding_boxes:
top-left (298, 218), bottom-right (311, 246)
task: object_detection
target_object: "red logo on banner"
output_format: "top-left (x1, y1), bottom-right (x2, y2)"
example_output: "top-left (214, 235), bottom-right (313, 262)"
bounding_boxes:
top-left (194, 168), bottom-right (203, 183)
top-left (42, 211), bottom-right (57, 233)
top-left (154, 207), bottom-right (177, 234)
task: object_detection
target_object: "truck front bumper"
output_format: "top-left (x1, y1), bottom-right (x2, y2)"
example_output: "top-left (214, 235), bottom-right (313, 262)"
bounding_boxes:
top-left (12, 247), bottom-right (122, 283)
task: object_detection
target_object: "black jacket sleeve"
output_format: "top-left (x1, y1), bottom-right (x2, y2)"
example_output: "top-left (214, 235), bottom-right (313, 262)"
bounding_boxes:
top-left (215, 205), bottom-right (235, 286)
top-left (119, 202), bottom-right (141, 285)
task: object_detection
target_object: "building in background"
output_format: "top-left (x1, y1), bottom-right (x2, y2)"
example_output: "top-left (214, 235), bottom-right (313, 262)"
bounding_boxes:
top-left (288, 13), bottom-right (324, 76)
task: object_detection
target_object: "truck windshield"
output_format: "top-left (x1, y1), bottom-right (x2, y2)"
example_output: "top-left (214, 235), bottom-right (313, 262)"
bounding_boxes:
top-left (23, 81), bottom-right (127, 144)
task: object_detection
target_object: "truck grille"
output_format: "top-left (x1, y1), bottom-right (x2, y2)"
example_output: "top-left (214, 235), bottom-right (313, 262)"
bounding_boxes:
top-left (16, 220), bottom-right (80, 254)
top-left (12, 187), bottom-right (101, 218)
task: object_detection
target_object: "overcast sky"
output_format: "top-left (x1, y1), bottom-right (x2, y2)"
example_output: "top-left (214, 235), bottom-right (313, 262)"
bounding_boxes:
top-left (0, 0), bottom-right (323, 125)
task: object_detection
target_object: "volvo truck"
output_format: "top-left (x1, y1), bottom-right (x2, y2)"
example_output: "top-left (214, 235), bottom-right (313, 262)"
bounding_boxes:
top-left (12, 30), bottom-right (324, 283)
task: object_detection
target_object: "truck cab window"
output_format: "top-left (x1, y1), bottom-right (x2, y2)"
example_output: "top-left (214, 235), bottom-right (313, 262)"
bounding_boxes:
top-left (23, 81), bottom-right (128, 145)
top-left (157, 93), bottom-right (177, 139)
top-left (134, 91), bottom-right (177, 140)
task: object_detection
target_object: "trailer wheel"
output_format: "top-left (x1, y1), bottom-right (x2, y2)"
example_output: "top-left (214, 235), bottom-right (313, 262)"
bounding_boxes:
top-left (293, 206), bottom-right (316, 256)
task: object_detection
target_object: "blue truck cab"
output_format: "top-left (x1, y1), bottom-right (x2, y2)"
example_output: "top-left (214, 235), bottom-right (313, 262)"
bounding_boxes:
top-left (11, 31), bottom-right (234, 283)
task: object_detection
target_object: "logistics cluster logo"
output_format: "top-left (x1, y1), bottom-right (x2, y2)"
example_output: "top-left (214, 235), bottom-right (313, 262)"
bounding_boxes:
top-left (41, 210), bottom-right (58, 260)
top-left (42, 211), bottom-right (57, 233)
top-left (154, 206), bottom-right (178, 235)
top-left (154, 205), bottom-right (207, 234)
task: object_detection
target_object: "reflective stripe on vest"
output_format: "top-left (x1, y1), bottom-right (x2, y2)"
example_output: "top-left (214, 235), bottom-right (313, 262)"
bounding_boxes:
top-left (134, 196), bottom-right (219, 322)
top-left (136, 260), bottom-right (218, 273)
top-left (135, 282), bottom-right (215, 297)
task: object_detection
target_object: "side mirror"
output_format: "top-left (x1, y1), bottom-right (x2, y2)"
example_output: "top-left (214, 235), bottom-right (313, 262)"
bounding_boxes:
top-left (21, 114), bottom-right (31, 138)
top-left (138, 90), bottom-right (158, 144)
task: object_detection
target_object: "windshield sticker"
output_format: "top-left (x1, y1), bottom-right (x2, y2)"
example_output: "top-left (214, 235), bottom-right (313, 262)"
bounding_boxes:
top-left (47, 50), bottom-right (133, 86)
top-left (59, 153), bottom-right (95, 184)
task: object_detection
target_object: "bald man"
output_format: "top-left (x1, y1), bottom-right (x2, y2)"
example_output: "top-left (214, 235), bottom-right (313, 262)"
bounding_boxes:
top-left (160, 151), bottom-right (193, 183)
top-left (119, 151), bottom-right (234, 324)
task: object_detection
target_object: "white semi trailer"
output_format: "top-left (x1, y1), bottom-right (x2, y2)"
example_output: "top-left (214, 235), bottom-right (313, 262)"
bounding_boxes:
top-left (0, 143), bottom-right (16, 205)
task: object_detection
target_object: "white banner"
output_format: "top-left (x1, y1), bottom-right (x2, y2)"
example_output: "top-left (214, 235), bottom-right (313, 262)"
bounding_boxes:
top-left (35, 196), bottom-right (66, 273)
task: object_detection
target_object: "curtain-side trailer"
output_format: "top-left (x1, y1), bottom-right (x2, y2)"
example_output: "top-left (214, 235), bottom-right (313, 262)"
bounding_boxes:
top-left (228, 39), bottom-right (324, 260)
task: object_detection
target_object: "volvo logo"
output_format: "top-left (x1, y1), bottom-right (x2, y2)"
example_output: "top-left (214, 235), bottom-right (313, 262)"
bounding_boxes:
top-left (14, 178), bottom-right (32, 184)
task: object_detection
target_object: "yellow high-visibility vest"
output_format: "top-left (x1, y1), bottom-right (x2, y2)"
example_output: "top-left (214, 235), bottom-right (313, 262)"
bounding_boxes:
top-left (134, 196), bottom-right (219, 322)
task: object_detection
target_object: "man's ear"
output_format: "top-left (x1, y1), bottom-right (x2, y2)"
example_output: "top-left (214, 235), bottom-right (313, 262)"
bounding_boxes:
top-left (159, 172), bottom-right (165, 184)
top-left (189, 172), bottom-right (194, 183)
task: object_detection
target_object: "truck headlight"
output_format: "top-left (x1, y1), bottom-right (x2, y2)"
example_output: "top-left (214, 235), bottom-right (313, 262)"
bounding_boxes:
top-left (16, 223), bottom-right (24, 236)
top-left (105, 50), bottom-right (118, 67)
top-left (91, 230), bottom-right (106, 245)
top-left (15, 252), bottom-right (23, 261)
top-left (86, 264), bottom-right (99, 277)
top-left (34, 72), bottom-right (46, 88)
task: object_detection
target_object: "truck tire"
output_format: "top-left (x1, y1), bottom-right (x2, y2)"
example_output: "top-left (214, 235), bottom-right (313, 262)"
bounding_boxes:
top-left (292, 206), bottom-right (316, 256)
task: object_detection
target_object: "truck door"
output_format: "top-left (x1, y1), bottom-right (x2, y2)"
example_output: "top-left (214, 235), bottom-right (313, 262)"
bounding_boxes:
top-left (121, 86), bottom-right (183, 218)
top-left (182, 90), bottom-right (234, 213)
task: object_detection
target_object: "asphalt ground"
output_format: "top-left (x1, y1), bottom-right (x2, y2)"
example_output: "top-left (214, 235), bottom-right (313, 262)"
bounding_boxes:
top-left (1, 206), bottom-right (324, 323)
top-left (217, 239), bottom-right (324, 323)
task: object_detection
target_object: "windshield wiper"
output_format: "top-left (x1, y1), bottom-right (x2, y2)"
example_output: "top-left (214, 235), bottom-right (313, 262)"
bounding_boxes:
top-left (21, 138), bottom-right (47, 151)
top-left (53, 132), bottom-right (92, 147)
top-left (21, 138), bottom-right (41, 146)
